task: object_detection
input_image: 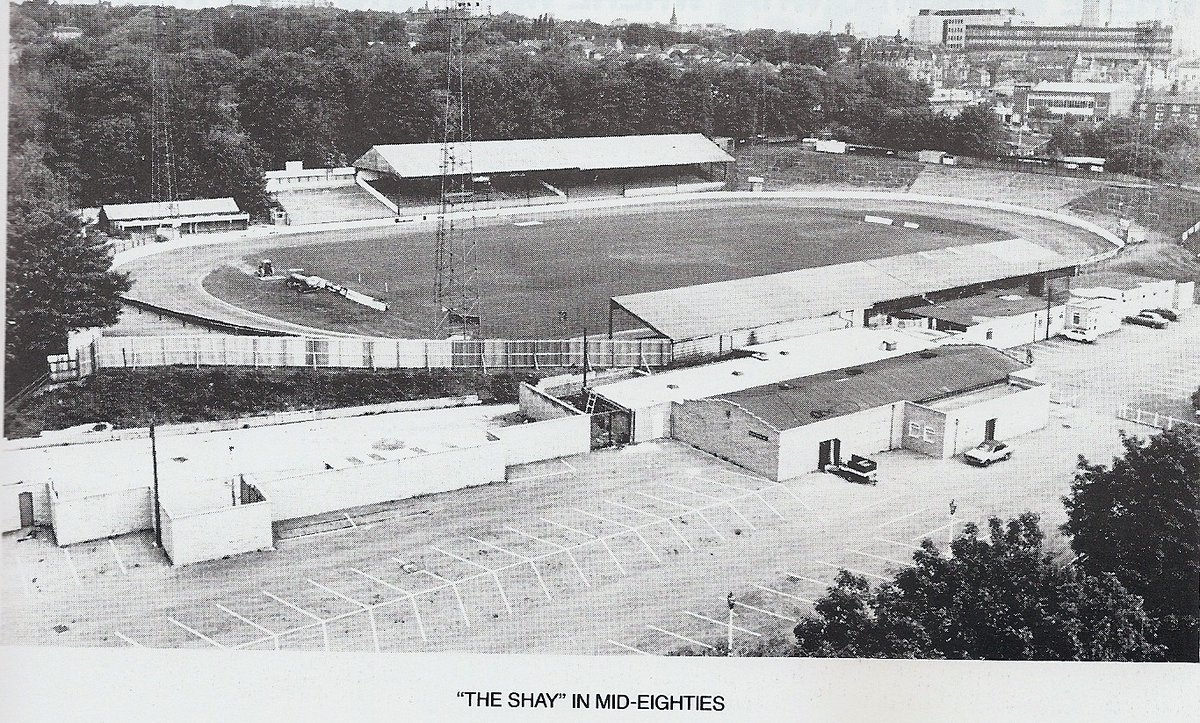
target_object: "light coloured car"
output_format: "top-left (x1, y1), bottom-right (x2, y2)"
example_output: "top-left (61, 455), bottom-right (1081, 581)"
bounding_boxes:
top-left (964, 440), bottom-right (1012, 467)
top-left (1059, 328), bottom-right (1097, 343)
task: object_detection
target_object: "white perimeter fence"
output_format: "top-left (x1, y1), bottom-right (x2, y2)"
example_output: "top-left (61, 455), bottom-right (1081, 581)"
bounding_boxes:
top-left (51, 332), bottom-right (673, 380)
top-left (1116, 405), bottom-right (1200, 432)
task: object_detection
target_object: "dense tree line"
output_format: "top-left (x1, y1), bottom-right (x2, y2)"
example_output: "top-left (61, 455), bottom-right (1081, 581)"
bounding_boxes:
top-left (1046, 116), bottom-right (1200, 181)
top-left (9, 2), bottom-right (973, 213)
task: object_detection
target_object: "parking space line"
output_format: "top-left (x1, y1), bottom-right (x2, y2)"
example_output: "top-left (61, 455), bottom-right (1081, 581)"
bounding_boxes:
top-left (685, 611), bottom-right (761, 637)
top-left (561, 460), bottom-right (577, 474)
top-left (506, 526), bottom-right (590, 587)
top-left (263, 590), bottom-right (323, 621)
top-left (851, 550), bottom-right (915, 567)
top-left (748, 578), bottom-right (816, 602)
top-left (734, 601), bottom-right (797, 623)
top-left (61, 548), bottom-right (81, 586)
top-left (786, 574), bottom-right (829, 587)
top-left (343, 513), bottom-right (359, 529)
top-left (350, 568), bottom-right (427, 642)
top-left (877, 507), bottom-right (932, 528)
top-left (816, 561), bottom-right (890, 581)
top-left (599, 539), bottom-right (627, 576)
top-left (467, 536), bottom-right (551, 603)
top-left (647, 625), bottom-right (714, 650)
top-left (849, 496), bottom-right (895, 515)
top-left (168, 616), bottom-right (226, 649)
top-left (107, 539), bottom-right (128, 575)
top-left (216, 603), bottom-right (278, 641)
top-left (541, 517), bottom-right (595, 539)
top-left (608, 500), bottom-right (694, 553)
top-left (421, 570), bottom-right (471, 627)
top-left (875, 537), bottom-right (923, 551)
top-left (114, 631), bottom-right (143, 647)
top-left (608, 639), bottom-right (654, 655)
top-left (508, 470), bottom-right (573, 483)
top-left (430, 545), bottom-right (494, 572)
top-left (914, 521), bottom-right (954, 541)
top-left (575, 508), bottom-right (663, 564)
top-left (666, 482), bottom-right (722, 501)
top-left (309, 579), bottom-right (380, 653)
top-left (702, 477), bottom-right (754, 494)
top-left (726, 504), bottom-right (758, 531)
top-left (753, 492), bottom-right (786, 520)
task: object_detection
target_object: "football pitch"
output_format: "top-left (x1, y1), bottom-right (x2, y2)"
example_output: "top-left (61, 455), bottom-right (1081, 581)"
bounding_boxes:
top-left (201, 200), bottom-right (1008, 339)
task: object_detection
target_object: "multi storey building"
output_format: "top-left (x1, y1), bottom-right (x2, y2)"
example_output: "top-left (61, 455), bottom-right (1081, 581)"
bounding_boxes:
top-left (1132, 92), bottom-right (1200, 129)
top-left (910, 8), bottom-right (1031, 49)
top-left (1013, 81), bottom-right (1136, 123)
top-left (963, 21), bottom-right (1173, 66)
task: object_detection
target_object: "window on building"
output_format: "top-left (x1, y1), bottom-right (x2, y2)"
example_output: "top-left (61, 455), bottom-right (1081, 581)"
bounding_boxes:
top-left (1072, 313), bottom-right (1081, 325)
top-left (909, 422), bottom-right (922, 438)
top-left (923, 425), bottom-right (938, 443)
top-left (985, 329), bottom-right (994, 340)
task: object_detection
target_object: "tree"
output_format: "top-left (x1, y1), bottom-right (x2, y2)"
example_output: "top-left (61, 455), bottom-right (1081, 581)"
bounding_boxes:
top-left (1106, 142), bottom-right (1166, 178)
top-left (791, 514), bottom-right (1162, 660)
top-left (1062, 429), bottom-right (1200, 661)
top-left (945, 104), bottom-right (1005, 157)
top-left (6, 145), bottom-right (132, 392)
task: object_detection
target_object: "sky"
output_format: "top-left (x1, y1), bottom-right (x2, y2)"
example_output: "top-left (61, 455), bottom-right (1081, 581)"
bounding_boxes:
top-left (89, 1), bottom-right (1198, 41)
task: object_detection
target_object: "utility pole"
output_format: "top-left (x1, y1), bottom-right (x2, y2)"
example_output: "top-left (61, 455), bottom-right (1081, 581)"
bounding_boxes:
top-left (727, 592), bottom-right (736, 657)
top-left (582, 326), bottom-right (589, 388)
top-left (150, 422), bottom-right (162, 547)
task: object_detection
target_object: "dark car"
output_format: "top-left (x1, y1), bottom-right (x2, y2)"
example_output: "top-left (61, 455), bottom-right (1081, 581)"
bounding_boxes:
top-left (1124, 312), bottom-right (1168, 329)
top-left (1145, 308), bottom-right (1179, 322)
top-left (826, 454), bottom-right (878, 485)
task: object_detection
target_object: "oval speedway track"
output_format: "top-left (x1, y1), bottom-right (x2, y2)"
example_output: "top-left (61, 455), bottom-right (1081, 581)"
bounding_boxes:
top-left (118, 193), bottom-right (1116, 338)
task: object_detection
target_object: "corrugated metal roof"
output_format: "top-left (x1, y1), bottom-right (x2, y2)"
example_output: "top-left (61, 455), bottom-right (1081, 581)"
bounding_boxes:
top-left (613, 238), bottom-right (1071, 342)
top-left (102, 197), bottom-right (243, 221)
top-left (353, 134), bottom-right (734, 178)
top-left (897, 289), bottom-right (1056, 327)
top-left (715, 344), bottom-right (1026, 430)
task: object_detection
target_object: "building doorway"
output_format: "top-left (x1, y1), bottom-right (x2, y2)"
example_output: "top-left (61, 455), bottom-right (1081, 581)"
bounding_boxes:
top-left (984, 418), bottom-right (997, 441)
top-left (18, 491), bottom-right (34, 528)
top-left (818, 438), bottom-right (842, 471)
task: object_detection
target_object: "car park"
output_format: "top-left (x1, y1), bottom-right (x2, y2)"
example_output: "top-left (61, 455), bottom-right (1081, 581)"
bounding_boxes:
top-left (1124, 312), bottom-right (1168, 329)
top-left (963, 440), bottom-right (1012, 466)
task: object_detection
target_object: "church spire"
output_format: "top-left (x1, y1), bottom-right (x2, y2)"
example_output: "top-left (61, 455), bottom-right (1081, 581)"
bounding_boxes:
top-left (670, 4), bottom-right (677, 26)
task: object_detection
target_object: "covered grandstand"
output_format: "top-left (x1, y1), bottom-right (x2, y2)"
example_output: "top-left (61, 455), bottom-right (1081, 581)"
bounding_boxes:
top-left (609, 238), bottom-right (1084, 357)
top-left (352, 133), bottom-right (736, 206)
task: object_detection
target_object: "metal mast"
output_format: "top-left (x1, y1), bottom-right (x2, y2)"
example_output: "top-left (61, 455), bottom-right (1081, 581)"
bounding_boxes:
top-left (149, 6), bottom-right (177, 208)
top-left (433, 1), bottom-right (483, 339)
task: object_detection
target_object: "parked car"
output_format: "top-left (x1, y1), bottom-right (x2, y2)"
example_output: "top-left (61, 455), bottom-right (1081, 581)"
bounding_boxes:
top-left (1059, 327), bottom-right (1097, 343)
top-left (825, 454), bottom-right (878, 485)
top-left (1124, 312), bottom-right (1168, 329)
top-left (1145, 308), bottom-right (1179, 322)
top-left (964, 440), bottom-right (1012, 467)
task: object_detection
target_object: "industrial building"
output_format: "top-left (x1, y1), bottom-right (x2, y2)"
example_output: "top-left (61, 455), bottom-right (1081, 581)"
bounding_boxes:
top-left (670, 345), bottom-right (1046, 481)
top-left (99, 198), bottom-right (249, 237)
top-left (609, 238), bottom-right (1077, 358)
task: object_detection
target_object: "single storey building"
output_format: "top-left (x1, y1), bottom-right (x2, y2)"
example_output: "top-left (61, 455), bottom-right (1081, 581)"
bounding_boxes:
top-left (99, 197), bottom-right (249, 237)
top-left (670, 344), bottom-right (1048, 481)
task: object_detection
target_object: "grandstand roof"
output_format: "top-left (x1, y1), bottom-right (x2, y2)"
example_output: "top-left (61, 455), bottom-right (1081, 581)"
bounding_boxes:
top-left (101, 197), bottom-right (244, 221)
top-left (352, 134), bottom-right (735, 178)
top-left (612, 238), bottom-right (1072, 342)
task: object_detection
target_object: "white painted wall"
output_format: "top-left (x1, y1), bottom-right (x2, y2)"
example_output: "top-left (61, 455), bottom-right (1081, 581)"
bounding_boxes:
top-left (777, 404), bottom-right (902, 480)
top-left (943, 384), bottom-right (1051, 457)
top-left (952, 306), bottom-right (1067, 349)
top-left (518, 382), bottom-right (580, 420)
top-left (259, 442), bottom-right (505, 521)
top-left (161, 501), bottom-right (274, 566)
top-left (632, 402), bottom-right (673, 443)
top-left (49, 485), bottom-right (152, 546)
top-left (1, 481), bottom-right (51, 532)
top-left (492, 415), bottom-right (591, 467)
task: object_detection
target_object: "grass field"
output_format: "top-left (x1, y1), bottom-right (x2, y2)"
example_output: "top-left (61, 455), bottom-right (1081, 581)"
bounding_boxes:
top-left (202, 203), bottom-right (1008, 339)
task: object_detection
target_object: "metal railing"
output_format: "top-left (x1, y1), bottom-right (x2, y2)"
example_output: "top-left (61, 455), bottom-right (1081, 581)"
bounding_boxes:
top-left (1116, 405), bottom-right (1200, 432)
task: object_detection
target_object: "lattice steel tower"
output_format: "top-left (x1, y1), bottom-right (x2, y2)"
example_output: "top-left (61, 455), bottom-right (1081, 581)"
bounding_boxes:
top-left (433, 1), bottom-right (484, 339)
top-left (149, 7), bottom-right (177, 208)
